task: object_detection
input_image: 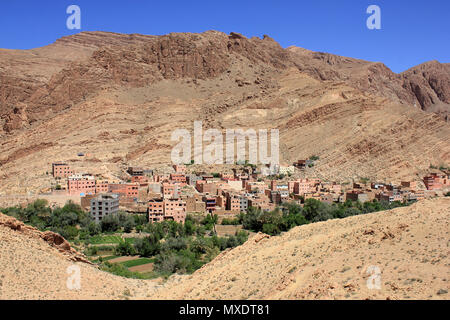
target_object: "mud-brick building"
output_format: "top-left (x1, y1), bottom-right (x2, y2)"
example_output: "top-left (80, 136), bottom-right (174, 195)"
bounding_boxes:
top-left (52, 162), bottom-right (74, 178)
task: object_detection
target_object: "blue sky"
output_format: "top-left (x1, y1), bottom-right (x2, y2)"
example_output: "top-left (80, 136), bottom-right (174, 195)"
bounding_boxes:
top-left (0, 0), bottom-right (448, 73)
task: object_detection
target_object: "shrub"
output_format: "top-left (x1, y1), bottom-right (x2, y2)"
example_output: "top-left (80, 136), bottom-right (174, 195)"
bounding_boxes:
top-left (88, 246), bottom-right (98, 255)
top-left (154, 249), bottom-right (203, 274)
top-left (100, 262), bottom-right (145, 279)
top-left (100, 214), bottom-right (120, 232)
top-left (221, 218), bottom-right (240, 225)
top-left (134, 235), bottom-right (161, 257)
top-left (184, 220), bottom-right (196, 235)
top-left (58, 225), bottom-right (79, 240)
top-left (122, 216), bottom-right (135, 233)
top-left (87, 222), bottom-right (101, 236)
top-left (115, 241), bottom-right (136, 256)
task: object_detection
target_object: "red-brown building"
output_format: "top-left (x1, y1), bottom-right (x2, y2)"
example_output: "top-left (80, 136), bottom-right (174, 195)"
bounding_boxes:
top-left (202, 195), bottom-right (217, 213)
top-left (52, 162), bottom-right (74, 178)
top-left (95, 180), bottom-right (110, 194)
top-left (196, 180), bottom-right (218, 194)
top-left (173, 164), bottom-right (187, 174)
top-left (148, 198), bottom-right (186, 223)
top-left (131, 175), bottom-right (149, 185)
top-left (162, 182), bottom-right (179, 199)
top-left (67, 174), bottom-right (96, 195)
top-left (108, 183), bottom-right (139, 199)
top-left (170, 173), bottom-right (187, 184)
top-left (423, 173), bottom-right (448, 190)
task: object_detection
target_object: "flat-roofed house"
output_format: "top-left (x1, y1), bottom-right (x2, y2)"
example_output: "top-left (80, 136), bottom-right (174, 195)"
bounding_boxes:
top-left (52, 162), bottom-right (74, 178)
top-left (90, 193), bottom-right (119, 223)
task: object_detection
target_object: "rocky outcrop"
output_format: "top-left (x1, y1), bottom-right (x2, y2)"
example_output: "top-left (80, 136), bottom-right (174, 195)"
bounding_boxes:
top-left (1, 31), bottom-right (448, 134)
top-left (287, 46), bottom-right (449, 119)
top-left (401, 61), bottom-right (450, 119)
top-left (0, 213), bottom-right (91, 264)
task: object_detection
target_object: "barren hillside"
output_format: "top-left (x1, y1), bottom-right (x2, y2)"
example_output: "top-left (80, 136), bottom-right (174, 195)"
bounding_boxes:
top-left (1, 198), bottom-right (449, 300)
top-left (0, 31), bottom-right (449, 196)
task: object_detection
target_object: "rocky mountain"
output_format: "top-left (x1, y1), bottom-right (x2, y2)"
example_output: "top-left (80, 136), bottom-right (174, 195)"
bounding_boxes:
top-left (0, 31), bottom-right (449, 195)
top-left (401, 60), bottom-right (450, 118)
top-left (1, 197), bottom-right (449, 299)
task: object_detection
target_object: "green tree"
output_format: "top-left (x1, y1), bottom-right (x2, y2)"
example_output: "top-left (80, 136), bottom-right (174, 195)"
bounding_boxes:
top-left (100, 214), bottom-right (120, 232)
top-left (122, 216), bottom-right (135, 233)
top-left (115, 241), bottom-right (136, 256)
top-left (134, 235), bottom-right (161, 257)
top-left (60, 225), bottom-right (79, 240)
top-left (87, 221), bottom-right (101, 236)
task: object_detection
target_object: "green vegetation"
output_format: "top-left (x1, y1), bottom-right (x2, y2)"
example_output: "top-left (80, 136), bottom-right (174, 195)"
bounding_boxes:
top-left (121, 257), bottom-right (154, 268)
top-left (1, 199), bottom-right (251, 279)
top-left (221, 217), bottom-right (240, 225)
top-left (88, 235), bottom-right (123, 244)
top-left (115, 241), bottom-right (136, 256)
top-left (0, 199), bottom-right (88, 240)
top-left (309, 155), bottom-right (320, 161)
top-left (240, 198), bottom-right (414, 236)
top-left (130, 218), bottom-right (249, 275)
top-left (90, 255), bottom-right (119, 263)
top-left (99, 211), bottom-right (135, 233)
top-left (153, 230), bottom-right (248, 275)
top-left (0, 199), bottom-right (141, 243)
top-left (2, 195), bottom-right (417, 280)
top-left (99, 261), bottom-right (147, 279)
top-left (359, 177), bottom-right (370, 184)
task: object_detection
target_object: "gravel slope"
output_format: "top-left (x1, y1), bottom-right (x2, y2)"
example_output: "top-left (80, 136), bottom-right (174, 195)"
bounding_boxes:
top-left (1, 198), bottom-right (449, 300)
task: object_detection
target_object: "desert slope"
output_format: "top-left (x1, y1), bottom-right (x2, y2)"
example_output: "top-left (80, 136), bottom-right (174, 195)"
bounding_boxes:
top-left (0, 212), bottom-right (159, 299)
top-left (154, 197), bottom-right (450, 300)
top-left (1, 198), bottom-right (449, 300)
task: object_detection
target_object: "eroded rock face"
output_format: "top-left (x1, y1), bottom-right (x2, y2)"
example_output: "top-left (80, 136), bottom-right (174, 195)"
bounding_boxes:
top-left (401, 61), bottom-right (450, 119)
top-left (287, 47), bottom-right (449, 118)
top-left (2, 104), bottom-right (29, 132)
top-left (0, 30), bottom-right (448, 134)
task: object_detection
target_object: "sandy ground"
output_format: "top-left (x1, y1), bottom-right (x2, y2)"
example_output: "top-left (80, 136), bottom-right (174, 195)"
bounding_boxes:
top-left (129, 263), bottom-right (154, 273)
top-left (215, 224), bottom-right (243, 237)
top-left (0, 198), bottom-right (449, 300)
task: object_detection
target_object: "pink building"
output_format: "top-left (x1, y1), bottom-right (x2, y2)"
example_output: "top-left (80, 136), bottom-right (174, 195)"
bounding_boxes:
top-left (170, 173), bottom-right (187, 184)
top-left (173, 164), bottom-right (186, 173)
top-left (67, 174), bottom-right (96, 195)
top-left (95, 180), bottom-right (109, 193)
top-left (108, 183), bottom-right (139, 199)
top-left (148, 198), bottom-right (186, 223)
top-left (52, 162), bottom-right (74, 178)
top-left (423, 174), bottom-right (443, 190)
top-left (162, 182), bottom-right (178, 198)
top-left (293, 179), bottom-right (311, 195)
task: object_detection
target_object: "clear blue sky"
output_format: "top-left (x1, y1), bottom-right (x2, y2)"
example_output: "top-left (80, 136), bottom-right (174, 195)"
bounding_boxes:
top-left (0, 0), bottom-right (448, 73)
